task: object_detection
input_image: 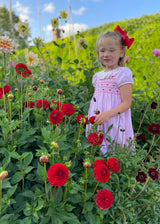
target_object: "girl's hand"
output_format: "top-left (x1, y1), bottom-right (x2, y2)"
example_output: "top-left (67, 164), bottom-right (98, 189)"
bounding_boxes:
top-left (95, 111), bottom-right (111, 125)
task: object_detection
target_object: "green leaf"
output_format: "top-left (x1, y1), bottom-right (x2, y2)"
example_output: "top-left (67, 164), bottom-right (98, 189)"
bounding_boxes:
top-left (60, 43), bottom-right (65, 49)
top-left (37, 163), bottom-right (45, 180)
top-left (11, 172), bottom-right (22, 184)
top-left (19, 190), bottom-right (34, 198)
top-left (24, 166), bottom-right (34, 174)
top-left (55, 56), bottom-right (62, 65)
top-left (7, 184), bottom-right (17, 197)
top-left (10, 151), bottom-right (20, 159)
top-left (73, 59), bottom-right (79, 64)
top-left (23, 152), bottom-right (33, 168)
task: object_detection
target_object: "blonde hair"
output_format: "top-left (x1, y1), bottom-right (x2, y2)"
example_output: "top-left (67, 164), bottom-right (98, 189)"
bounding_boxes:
top-left (95, 31), bottom-right (126, 68)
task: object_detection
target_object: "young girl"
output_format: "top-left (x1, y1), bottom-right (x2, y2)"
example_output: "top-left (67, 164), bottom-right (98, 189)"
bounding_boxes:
top-left (86, 25), bottom-right (135, 155)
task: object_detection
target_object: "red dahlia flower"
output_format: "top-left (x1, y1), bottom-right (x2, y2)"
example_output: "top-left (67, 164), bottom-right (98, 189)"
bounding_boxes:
top-left (76, 114), bottom-right (88, 125)
top-left (0, 89), bottom-right (3, 99)
top-left (24, 101), bottom-right (34, 108)
top-left (22, 69), bottom-right (32, 78)
top-left (49, 110), bottom-right (64, 124)
top-left (107, 157), bottom-right (120, 173)
top-left (36, 99), bottom-right (50, 110)
top-left (89, 116), bottom-right (96, 124)
top-left (3, 84), bottom-right (11, 94)
top-left (15, 63), bottom-right (28, 76)
top-left (88, 132), bottom-right (103, 145)
top-left (47, 163), bottom-right (69, 187)
top-left (95, 189), bottom-right (113, 210)
top-left (93, 164), bottom-right (110, 182)
top-left (50, 100), bottom-right (61, 110)
top-left (148, 168), bottom-right (158, 180)
top-left (151, 102), bottom-right (158, 109)
top-left (93, 159), bottom-right (107, 169)
top-left (61, 103), bottom-right (75, 116)
top-left (136, 171), bottom-right (147, 183)
top-left (148, 123), bottom-right (160, 135)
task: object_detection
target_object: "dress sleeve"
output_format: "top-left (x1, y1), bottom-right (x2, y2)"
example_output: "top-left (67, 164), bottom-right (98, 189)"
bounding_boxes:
top-left (92, 73), bottom-right (97, 87)
top-left (117, 67), bottom-right (133, 87)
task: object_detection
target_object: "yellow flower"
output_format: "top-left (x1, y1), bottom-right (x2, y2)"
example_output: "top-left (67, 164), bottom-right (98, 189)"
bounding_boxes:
top-left (51, 18), bottom-right (59, 28)
top-left (77, 38), bottom-right (88, 50)
top-left (0, 36), bottom-right (14, 53)
top-left (25, 50), bottom-right (39, 66)
top-left (17, 22), bottom-right (29, 36)
top-left (60, 10), bottom-right (67, 19)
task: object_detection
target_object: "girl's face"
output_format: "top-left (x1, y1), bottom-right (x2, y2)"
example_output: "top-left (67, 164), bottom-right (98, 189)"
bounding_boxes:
top-left (98, 37), bottom-right (125, 71)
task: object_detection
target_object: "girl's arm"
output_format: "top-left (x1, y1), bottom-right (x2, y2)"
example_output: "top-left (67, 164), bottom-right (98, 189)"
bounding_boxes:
top-left (95, 84), bottom-right (132, 125)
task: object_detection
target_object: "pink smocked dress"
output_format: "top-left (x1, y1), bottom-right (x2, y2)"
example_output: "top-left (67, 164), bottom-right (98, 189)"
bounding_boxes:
top-left (86, 66), bottom-right (134, 155)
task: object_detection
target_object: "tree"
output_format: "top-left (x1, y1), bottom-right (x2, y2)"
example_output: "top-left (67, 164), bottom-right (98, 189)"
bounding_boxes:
top-left (0, 4), bottom-right (31, 49)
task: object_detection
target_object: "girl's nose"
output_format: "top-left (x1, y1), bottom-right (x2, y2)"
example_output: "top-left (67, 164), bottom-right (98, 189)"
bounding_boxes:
top-left (104, 50), bottom-right (109, 56)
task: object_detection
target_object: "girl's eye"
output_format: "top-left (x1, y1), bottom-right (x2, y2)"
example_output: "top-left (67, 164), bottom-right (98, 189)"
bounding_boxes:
top-left (110, 49), bottom-right (115, 52)
top-left (99, 49), bottom-right (105, 52)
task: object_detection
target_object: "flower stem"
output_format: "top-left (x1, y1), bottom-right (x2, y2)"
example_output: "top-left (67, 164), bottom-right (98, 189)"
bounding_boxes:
top-left (20, 74), bottom-right (23, 128)
top-left (8, 99), bottom-right (13, 145)
top-left (93, 182), bottom-right (99, 193)
top-left (83, 168), bottom-right (88, 209)
top-left (56, 124), bottom-right (59, 157)
top-left (0, 179), bottom-right (2, 215)
top-left (44, 163), bottom-right (49, 201)
top-left (143, 135), bottom-right (156, 164)
top-left (3, 53), bottom-right (6, 84)
top-left (52, 148), bottom-right (54, 164)
top-left (2, 88), bottom-right (6, 113)
top-left (20, 159), bottom-right (24, 191)
top-left (131, 176), bottom-right (150, 200)
top-left (63, 184), bottom-right (68, 203)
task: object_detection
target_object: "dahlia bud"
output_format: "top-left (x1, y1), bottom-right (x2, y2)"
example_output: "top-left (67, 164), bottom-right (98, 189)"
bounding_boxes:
top-left (28, 93), bottom-right (32, 97)
top-left (7, 94), bottom-right (14, 100)
top-left (95, 109), bottom-right (100, 115)
top-left (65, 161), bottom-right (71, 168)
top-left (57, 89), bottom-right (63, 95)
top-left (33, 86), bottom-right (38, 91)
top-left (83, 162), bottom-right (91, 168)
top-left (40, 80), bottom-right (44, 84)
top-left (0, 171), bottom-right (8, 180)
top-left (99, 132), bottom-right (104, 139)
top-left (15, 88), bottom-right (18, 92)
top-left (39, 155), bottom-right (48, 163)
top-left (51, 141), bottom-right (59, 148)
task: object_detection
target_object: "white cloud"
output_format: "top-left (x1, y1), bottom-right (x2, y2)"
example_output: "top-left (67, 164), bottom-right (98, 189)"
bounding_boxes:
top-left (60, 23), bottom-right (88, 37)
top-left (44, 23), bottom-right (88, 41)
top-left (72, 7), bottom-right (86, 16)
top-left (13, 1), bottom-right (30, 15)
top-left (13, 1), bottom-right (30, 22)
top-left (19, 14), bottom-right (30, 22)
top-left (43, 3), bottom-right (55, 13)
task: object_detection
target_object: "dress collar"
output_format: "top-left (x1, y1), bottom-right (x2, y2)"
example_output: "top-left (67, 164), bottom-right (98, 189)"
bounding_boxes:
top-left (97, 67), bottom-right (121, 79)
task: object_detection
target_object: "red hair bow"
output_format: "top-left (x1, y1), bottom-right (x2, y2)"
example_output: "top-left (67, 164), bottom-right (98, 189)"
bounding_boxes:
top-left (114, 25), bottom-right (134, 49)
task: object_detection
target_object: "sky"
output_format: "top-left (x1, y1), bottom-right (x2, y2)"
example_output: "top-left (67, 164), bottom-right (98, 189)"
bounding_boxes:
top-left (0, 0), bottom-right (160, 43)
